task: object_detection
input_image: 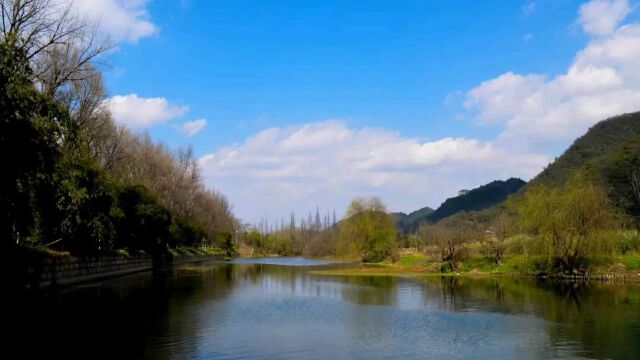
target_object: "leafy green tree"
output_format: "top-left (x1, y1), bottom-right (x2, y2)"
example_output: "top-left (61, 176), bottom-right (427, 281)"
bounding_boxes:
top-left (219, 232), bottom-right (235, 257)
top-left (170, 216), bottom-right (206, 248)
top-left (337, 197), bottom-right (396, 262)
top-left (52, 158), bottom-right (118, 254)
top-left (114, 185), bottom-right (172, 254)
top-left (515, 172), bottom-right (627, 272)
top-left (0, 42), bottom-right (64, 246)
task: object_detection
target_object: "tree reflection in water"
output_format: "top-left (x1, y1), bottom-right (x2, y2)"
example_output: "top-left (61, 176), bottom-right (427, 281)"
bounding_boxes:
top-left (10, 260), bottom-right (640, 359)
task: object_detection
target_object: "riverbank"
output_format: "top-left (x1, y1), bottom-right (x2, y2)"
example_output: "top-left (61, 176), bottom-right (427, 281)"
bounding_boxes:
top-left (16, 246), bottom-right (229, 289)
top-left (309, 253), bottom-right (640, 281)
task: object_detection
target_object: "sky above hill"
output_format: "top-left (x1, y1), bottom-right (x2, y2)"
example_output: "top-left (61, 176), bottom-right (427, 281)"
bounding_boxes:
top-left (74, 0), bottom-right (640, 223)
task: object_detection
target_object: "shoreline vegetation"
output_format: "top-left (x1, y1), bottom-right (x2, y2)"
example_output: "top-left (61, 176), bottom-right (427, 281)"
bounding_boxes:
top-left (308, 252), bottom-right (640, 282)
top-left (2, 0), bottom-right (238, 279)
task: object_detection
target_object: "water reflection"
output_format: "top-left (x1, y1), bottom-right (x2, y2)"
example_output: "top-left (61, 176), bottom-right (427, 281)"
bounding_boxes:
top-left (11, 259), bottom-right (640, 359)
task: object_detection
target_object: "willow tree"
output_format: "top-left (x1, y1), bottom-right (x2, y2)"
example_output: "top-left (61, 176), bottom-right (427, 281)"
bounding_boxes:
top-left (337, 197), bottom-right (396, 262)
top-left (515, 172), bottom-right (627, 272)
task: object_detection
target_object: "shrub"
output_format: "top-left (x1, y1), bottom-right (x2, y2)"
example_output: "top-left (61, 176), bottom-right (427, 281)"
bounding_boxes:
top-left (616, 231), bottom-right (640, 255)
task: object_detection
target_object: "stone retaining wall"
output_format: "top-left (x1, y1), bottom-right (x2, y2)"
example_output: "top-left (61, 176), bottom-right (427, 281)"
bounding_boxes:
top-left (24, 254), bottom-right (223, 289)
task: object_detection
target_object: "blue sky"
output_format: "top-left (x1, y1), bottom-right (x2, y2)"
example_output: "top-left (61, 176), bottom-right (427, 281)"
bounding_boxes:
top-left (82, 0), bottom-right (640, 222)
top-left (106, 0), bottom-right (586, 149)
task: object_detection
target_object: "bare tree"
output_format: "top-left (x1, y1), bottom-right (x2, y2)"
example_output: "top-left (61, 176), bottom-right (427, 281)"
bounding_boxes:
top-left (2, 0), bottom-right (113, 157)
top-left (1, 0), bottom-right (81, 58)
top-left (420, 219), bottom-right (479, 270)
top-left (481, 212), bottom-right (512, 264)
top-left (1, 0), bottom-right (111, 95)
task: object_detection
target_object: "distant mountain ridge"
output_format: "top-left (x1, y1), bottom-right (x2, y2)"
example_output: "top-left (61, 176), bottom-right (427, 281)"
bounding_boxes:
top-left (394, 178), bottom-right (526, 233)
top-left (392, 206), bottom-right (434, 233)
top-left (426, 178), bottom-right (526, 223)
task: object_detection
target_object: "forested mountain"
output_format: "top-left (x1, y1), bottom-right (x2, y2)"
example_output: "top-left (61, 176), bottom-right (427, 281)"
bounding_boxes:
top-left (532, 112), bottom-right (640, 186)
top-left (392, 207), bottom-right (434, 233)
top-left (426, 178), bottom-right (526, 224)
top-left (528, 112), bottom-right (640, 220)
top-left (394, 178), bottom-right (525, 233)
top-left (439, 112), bottom-right (640, 229)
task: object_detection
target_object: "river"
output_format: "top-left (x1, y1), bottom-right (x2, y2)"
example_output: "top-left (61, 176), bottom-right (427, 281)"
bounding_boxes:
top-left (12, 257), bottom-right (640, 359)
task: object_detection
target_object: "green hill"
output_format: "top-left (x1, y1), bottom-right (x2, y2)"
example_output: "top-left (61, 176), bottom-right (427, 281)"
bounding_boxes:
top-left (394, 111), bottom-right (640, 233)
top-left (532, 112), bottom-right (640, 187)
top-left (392, 207), bottom-right (434, 233)
top-left (426, 178), bottom-right (526, 224)
top-left (528, 111), bottom-right (640, 220)
top-left (394, 178), bottom-right (525, 233)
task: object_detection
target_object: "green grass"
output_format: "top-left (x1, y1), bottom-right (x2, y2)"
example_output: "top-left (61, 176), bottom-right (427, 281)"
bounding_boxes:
top-left (310, 254), bottom-right (640, 279)
top-left (363, 262), bottom-right (393, 268)
top-left (313, 253), bottom-right (640, 278)
top-left (622, 254), bottom-right (640, 270)
top-left (398, 253), bottom-right (428, 266)
top-left (454, 255), bottom-right (539, 274)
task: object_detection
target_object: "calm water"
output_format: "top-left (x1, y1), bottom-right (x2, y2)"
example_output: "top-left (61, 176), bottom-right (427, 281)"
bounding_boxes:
top-left (11, 257), bottom-right (640, 359)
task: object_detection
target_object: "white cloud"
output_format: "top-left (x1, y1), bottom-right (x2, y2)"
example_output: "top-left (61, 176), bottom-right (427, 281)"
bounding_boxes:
top-left (67, 0), bottom-right (159, 42)
top-left (199, 121), bottom-right (548, 222)
top-left (200, 1), bottom-right (640, 222)
top-left (465, 72), bottom-right (547, 125)
top-left (178, 118), bottom-right (207, 136)
top-left (104, 94), bottom-right (188, 128)
top-left (578, 0), bottom-right (631, 36)
top-left (522, 2), bottom-right (537, 16)
top-left (466, 1), bottom-right (640, 152)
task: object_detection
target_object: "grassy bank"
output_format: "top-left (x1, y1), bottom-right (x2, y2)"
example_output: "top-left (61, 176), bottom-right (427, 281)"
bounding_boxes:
top-left (310, 252), bottom-right (640, 278)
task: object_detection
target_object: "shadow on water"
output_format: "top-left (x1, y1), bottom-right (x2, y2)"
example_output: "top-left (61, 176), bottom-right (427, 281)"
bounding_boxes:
top-left (9, 258), bottom-right (640, 359)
